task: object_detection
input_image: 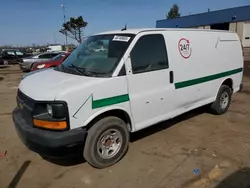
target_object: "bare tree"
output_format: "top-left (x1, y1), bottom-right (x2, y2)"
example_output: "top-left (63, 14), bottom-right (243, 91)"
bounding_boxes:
top-left (59, 16), bottom-right (88, 44)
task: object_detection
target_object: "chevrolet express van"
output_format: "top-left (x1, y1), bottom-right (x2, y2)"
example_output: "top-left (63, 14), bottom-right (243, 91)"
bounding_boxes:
top-left (13, 28), bottom-right (243, 168)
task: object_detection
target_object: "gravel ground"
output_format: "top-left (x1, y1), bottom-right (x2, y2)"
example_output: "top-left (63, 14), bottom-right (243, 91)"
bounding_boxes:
top-left (0, 64), bottom-right (250, 188)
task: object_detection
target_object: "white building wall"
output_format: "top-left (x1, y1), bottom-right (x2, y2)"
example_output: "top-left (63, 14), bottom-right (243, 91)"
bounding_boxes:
top-left (242, 22), bottom-right (250, 47)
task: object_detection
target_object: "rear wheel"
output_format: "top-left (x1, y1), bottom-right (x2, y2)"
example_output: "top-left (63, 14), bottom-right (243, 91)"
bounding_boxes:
top-left (3, 60), bottom-right (8, 65)
top-left (83, 116), bottom-right (129, 169)
top-left (210, 85), bottom-right (232, 115)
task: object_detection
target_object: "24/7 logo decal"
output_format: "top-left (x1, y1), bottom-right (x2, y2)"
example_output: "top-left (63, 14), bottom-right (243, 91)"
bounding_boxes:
top-left (178, 38), bottom-right (192, 59)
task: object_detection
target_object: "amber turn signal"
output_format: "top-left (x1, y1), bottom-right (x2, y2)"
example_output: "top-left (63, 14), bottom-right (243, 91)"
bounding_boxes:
top-left (33, 119), bottom-right (67, 130)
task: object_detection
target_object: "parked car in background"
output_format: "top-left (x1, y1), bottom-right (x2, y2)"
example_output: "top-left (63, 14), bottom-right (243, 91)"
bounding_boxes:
top-left (19, 51), bottom-right (65, 72)
top-left (0, 56), bottom-right (4, 65)
top-left (0, 50), bottom-right (32, 65)
top-left (31, 52), bottom-right (70, 71)
top-left (46, 45), bottom-right (63, 52)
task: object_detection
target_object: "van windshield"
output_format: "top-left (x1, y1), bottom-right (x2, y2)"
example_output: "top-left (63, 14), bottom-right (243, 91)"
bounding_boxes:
top-left (60, 34), bottom-right (134, 77)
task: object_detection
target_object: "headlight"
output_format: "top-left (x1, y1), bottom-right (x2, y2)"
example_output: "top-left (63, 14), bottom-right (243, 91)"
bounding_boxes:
top-left (33, 102), bottom-right (69, 130)
top-left (37, 64), bottom-right (45, 69)
top-left (47, 104), bottom-right (53, 116)
top-left (46, 103), bottom-right (67, 119)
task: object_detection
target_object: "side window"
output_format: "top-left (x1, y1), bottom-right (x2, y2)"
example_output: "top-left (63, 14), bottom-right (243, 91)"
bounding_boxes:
top-left (130, 34), bottom-right (168, 74)
top-left (38, 54), bottom-right (52, 59)
top-left (16, 51), bottom-right (24, 56)
top-left (51, 53), bottom-right (60, 58)
top-left (7, 51), bottom-right (15, 56)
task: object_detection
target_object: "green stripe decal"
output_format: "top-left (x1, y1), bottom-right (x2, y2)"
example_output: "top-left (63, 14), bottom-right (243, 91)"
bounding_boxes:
top-left (175, 68), bottom-right (243, 89)
top-left (92, 94), bottom-right (130, 109)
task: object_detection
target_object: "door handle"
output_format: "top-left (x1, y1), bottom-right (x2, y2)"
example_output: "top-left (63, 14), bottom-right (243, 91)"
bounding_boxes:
top-left (170, 71), bottom-right (174, 84)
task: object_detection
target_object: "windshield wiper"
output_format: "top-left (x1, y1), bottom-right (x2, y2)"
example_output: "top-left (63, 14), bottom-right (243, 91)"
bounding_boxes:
top-left (54, 63), bottom-right (64, 71)
top-left (67, 64), bottom-right (107, 77)
top-left (68, 64), bottom-right (89, 76)
top-left (85, 70), bottom-right (107, 77)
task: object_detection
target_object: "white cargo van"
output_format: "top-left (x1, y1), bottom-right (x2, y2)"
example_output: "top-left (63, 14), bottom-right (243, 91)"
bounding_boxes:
top-left (13, 28), bottom-right (243, 168)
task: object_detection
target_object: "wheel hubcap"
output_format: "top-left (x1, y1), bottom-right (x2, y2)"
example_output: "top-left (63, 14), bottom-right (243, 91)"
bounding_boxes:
top-left (97, 129), bottom-right (122, 159)
top-left (220, 92), bottom-right (229, 109)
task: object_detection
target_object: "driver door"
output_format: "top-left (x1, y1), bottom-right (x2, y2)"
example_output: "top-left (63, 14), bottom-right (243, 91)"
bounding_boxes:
top-left (125, 32), bottom-right (176, 131)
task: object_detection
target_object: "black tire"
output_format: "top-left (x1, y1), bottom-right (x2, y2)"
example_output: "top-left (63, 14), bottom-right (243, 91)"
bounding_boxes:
top-left (210, 85), bottom-right (232, 115)
top-left (83, 116), bottom-right (129, 169)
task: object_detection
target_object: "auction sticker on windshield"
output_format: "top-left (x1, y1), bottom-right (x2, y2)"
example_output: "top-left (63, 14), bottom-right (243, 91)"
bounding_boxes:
top-left (113, 35), bottom-right (131, 42)
top-left (178, 38), bottom-right (192, 59)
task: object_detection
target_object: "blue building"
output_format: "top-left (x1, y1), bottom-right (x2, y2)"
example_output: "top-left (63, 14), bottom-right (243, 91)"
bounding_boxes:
top-left (156, 5), bottom-right (250, 48)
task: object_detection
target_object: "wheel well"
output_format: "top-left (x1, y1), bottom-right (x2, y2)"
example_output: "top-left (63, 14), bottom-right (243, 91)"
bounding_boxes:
top-left (86, 110), bottom-right (132, 132)
top-left (222, 79), bottom-right (233, 89)
top-left (31, 63), bottom-right (37, 70)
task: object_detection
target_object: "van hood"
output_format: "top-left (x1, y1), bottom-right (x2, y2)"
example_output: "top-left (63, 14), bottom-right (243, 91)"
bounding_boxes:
top-left (19, 69), bottom-right (102, 101)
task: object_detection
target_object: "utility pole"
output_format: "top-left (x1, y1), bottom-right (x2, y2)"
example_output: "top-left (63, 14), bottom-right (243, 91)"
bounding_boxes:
top-left (53, 31), bottom-right (57, 44)
top-left (61, 4), bottom-right (68, 46)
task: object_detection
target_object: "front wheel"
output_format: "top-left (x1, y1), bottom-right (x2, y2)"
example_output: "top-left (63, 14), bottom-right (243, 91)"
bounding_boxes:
top-left (210, 85), bottom-right (232, 115)
top-left (83, 116), bottom-right (129, 168)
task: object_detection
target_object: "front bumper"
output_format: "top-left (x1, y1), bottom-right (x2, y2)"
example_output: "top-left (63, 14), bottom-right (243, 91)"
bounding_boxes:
top-left (19, 63), bottom-right (30, 71)
top-left (12, 107), bottom-right (87, 158)
top-left (19, 61), bottom-right (34, 71)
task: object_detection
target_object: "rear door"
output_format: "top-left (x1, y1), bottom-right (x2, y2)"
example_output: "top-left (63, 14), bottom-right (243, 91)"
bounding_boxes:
top-left (5, 51), bottom-right (16, 60)
top-left (125, 32), bottom-right (176, 130)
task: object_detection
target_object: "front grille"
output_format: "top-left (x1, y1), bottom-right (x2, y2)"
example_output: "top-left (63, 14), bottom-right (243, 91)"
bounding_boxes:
top-left (17, 90), bottom-right (35, 125)
top-left (17, 90), bottom-right (35, 108)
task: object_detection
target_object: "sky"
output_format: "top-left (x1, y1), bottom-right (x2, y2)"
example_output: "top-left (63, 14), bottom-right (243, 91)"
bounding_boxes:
top-left (0, 0), bottom-right (249, 46)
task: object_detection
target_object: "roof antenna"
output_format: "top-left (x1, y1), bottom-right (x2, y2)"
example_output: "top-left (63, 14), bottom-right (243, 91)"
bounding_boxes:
top-left (121, 24), bottom-right (127, 31)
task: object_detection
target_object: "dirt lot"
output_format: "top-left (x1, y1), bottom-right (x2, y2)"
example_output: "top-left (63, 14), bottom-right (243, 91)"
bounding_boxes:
top-left (0, 63), bottom-right (250, 188)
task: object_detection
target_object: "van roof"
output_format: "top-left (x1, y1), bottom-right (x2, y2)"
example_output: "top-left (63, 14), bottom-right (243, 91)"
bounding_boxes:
top-left (97, 28), bottom-right (234, 35)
